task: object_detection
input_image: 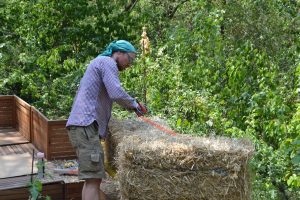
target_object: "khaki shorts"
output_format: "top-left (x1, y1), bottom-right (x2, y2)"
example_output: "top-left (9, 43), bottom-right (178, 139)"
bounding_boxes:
top-left (67, 122), bottom-right (106, 180)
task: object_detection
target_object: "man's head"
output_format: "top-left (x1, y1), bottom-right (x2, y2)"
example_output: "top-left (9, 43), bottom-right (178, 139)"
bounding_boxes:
top-left (112, 51), bottom-right (136, 71)
top-left (100, 40), bottom-right (137, 71)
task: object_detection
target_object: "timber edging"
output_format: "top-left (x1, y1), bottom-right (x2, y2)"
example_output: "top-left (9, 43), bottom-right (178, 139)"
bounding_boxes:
top-left (0, 95), bottom-right (76, 160)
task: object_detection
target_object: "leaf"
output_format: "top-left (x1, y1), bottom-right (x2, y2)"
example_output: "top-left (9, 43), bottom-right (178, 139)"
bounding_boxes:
top-left (291, 154), bottom-right (300, 165)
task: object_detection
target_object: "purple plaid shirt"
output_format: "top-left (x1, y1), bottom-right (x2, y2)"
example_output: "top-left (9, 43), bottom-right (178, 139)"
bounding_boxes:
top-left (66, 56), bottom-right (138, 138)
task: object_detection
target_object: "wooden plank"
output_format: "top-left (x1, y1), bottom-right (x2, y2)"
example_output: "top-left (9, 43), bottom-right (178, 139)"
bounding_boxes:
top-left (14, 96), bottom-right (31, 108)
top-left (0, 111), bottom-right (13, 115)
top-left (50, 151), bottom-right (77, 157)
top-left (31, 107), bottom-right (48, 121)
top-left (50, 145), bottom-right (74, 152)
top-left (0, 175), bottom-right (33, 190)
top-left (12, 145), bottom-right (23, 154)
top-left (50, 134), bottom-right (69, 140)
top-left (0, 108), bottom-right (13, 113)
top-left (16, 114), bottom-right (30, 122)
top-left (6, 145), bottom-right (14, 154)
top-left (15, 100), bottom-right (31, 141)
top-left (0, 181), bottom-right (64, 200)
top-left (49, 128), bottom-right (68, 134)
top-left (12, 96), bottom-right (16, 131)
top-left (0, 121), bottom-right (13, 126)
top-left (0, 97), bottom-right (14, 128)
top-left (0, 128), bottom-right (29, 146)
top-left (50, 137), bottom-right (71, 143)
top-left (18, 143), bottom-right (38, 154)
top-left (48, 120), bottom-right (68, 126)
top-left (51, 151), bottom-right (76, 157)
top-left (32, 112), bottom-right (49, 159)
top-left (15, 105), bottom-right (30, 115)
top-left (0, 189), bottom-right (30, 200)
top-left (0, 143), bottom-right (35, 156)
top-left (0, 100), bottom-right (14, 104)
top-left (65, 182), bottom-right (84, 200)
top-left (0, 147), bottom-right (6, 155)
top-left (0, 116), bottom-right (13, 121)
top-left (0, 108), bottom-right (13, 112)
top-left (0, 95), bottom-right (14, 100)
top-left (2, 146), bottom-right (11, 155)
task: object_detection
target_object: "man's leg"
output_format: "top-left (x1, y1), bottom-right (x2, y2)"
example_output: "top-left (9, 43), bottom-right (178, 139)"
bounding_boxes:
top-left (70, 123), bottom-right (106, 200)
top-left (82, 179), bottom-right (102, 200)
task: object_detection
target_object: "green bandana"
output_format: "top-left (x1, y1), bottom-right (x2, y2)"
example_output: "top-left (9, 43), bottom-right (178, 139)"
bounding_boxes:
top-left (99, 40), bottom-right (137, 56)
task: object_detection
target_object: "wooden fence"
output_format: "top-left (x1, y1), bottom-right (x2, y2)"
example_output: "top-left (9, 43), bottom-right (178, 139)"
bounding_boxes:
top-left (0, 95), bottom-right (76, 160)
top-left (0, 181), bottom-right (83, 200)
top-left (0, 96), bottom-right (15, 127)
top-left (15, 96), bottom-right (31, 141)
top-left (0, 181), bottom-right (64, 200)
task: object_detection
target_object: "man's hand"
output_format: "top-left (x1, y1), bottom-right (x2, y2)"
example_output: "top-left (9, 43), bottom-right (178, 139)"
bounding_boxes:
top-left (135, 102), bottom-right (148, 117)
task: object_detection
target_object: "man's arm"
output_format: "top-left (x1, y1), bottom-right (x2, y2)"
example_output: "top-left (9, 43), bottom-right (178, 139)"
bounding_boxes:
top-left (102, 61), bottom-right (138, 109)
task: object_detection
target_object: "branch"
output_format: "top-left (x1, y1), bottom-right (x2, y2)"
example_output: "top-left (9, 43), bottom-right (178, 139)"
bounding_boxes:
top-left (165, 0), bottom-right (189, 19)
top-left (124, 0), bottom-right (139, 12)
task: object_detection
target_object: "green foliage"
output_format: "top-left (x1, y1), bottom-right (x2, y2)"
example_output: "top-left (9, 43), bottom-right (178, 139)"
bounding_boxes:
top-left (28, 179), bottom-right (51, 200)
top-left (1, 0), bottom-right (299, 198)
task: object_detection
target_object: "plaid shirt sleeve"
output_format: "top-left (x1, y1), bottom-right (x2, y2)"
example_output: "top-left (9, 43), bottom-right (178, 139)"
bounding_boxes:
top-left (102, 60), bottom-right (138, 109)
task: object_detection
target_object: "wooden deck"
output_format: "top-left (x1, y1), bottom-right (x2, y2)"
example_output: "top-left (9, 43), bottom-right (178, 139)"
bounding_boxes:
top-left (0, 127), bottom-right (38, 156)
top-left (0, 143), bottom-right (38, 156)
top-left (0, 128), bottom-right (64, 199)
top-left (0, 96), bottom-right (119, 199)
top-left (0, 127), bottom-right (37, 181)
top-left (0, 131), bottom-right (83, 200)
top-left (0, 128), bottom-right (28, 146)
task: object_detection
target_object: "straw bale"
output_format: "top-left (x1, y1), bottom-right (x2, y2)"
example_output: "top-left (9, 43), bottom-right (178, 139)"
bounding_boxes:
top-left (106, 117), bottom-right (168, 168)
top-left (117, 134), bottom-right (254, 200)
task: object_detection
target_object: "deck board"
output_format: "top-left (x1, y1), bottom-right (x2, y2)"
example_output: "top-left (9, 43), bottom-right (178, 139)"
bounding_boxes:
top-left (0, 143), bottom-right (38, 156)
top-left (0, 153), bottom-right (37, 179)
top-left (0, 175), bottom-right (34, 190)
top-left (0, 128), bottom-right (28, 146)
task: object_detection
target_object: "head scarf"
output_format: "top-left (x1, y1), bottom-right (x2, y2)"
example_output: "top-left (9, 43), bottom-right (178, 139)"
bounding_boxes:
top-left (99, 40), bottom-right (137, 56)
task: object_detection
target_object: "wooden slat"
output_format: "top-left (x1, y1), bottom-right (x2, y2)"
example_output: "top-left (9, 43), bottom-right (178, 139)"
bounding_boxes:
top-left (0, 143), bottom-right (37, 156)
top-left (65, 182), bottom-right (84, 200)
top-left (15, 105), bottom-right (30, 115)
top-left (31, 108), bottom-right (49, 158)
top-left (0, 147), bottom-right (6, 155)
top-left (0, 180), bottom-right (64, 200)
top-left (50, 151), bottom-right (76, 157)
top-left (47, 122), bottom-right (77, 160)
top-left (0, 100), bottom-right (14, 105)
top-left (49, 130), bottom-right (68, 135)
top-left (48, 120), bottom-right (68, 126)
top-left (15, 97), bottom-right (31, 142)
top-left (12, 145), bottom-right (23, 154)
top-left (14, 96), bottom-right (31, 108)
top-left (0, 96), bottom-right (14, 101)
top-left (31, 107), bottom-right (48, 121)
top-left (50, 145), bottom-right (74, 151)
top-left (1, 95), bottom-right (77, 160)
top-left (0, 97), bottom-right (14, 128)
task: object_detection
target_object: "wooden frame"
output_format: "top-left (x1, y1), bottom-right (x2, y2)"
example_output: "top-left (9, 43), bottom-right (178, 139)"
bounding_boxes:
top-left (0, 95), bottom-right (76, 160)
top-left (0, 180), bottom-right (83, 200)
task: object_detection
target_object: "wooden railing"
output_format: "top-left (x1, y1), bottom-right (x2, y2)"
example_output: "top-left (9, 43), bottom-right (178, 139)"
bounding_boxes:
top-left (15, 96), bottom-right (31, 141)
top-left (0, 95), bottom-right (76, 160)
top-left (0, 96), bottom-right (15, 127)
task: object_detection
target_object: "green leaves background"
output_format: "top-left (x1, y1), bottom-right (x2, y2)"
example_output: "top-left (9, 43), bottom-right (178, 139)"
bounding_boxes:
top-left (1, 0), bottom-right (299, 199)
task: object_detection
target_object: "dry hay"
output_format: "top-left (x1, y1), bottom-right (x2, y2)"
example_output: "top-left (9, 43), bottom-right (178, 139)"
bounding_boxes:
top-left (106, 117), bottom-right (168, 169)
top-left (116, 134), bottom-right (254, 200)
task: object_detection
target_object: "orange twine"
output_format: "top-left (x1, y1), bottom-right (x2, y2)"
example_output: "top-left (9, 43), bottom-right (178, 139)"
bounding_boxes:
top-left (138, 116), bottom-right (177, 136)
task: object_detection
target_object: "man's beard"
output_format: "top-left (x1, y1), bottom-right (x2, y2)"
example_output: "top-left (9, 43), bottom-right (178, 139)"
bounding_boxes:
top-left (116, 59), bottom-right (125, 71)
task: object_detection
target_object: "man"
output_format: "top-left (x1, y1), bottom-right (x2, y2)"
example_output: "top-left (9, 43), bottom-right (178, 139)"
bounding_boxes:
top-left (66, 40), bottom-right (147, 200)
